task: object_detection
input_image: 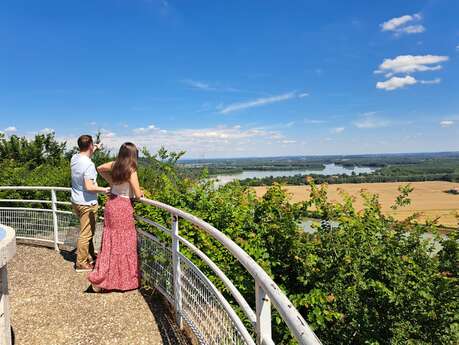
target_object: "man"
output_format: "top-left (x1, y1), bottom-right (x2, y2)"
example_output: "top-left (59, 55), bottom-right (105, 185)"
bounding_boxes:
top-left (71, 135), bottom-right (110, 272)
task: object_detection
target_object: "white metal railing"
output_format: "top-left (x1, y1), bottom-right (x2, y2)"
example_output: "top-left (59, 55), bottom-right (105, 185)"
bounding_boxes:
top-left (0, 186), bottom-right (322, 345)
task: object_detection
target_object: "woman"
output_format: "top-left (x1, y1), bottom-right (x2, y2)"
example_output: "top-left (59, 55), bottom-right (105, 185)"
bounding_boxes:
top-left (88, 142), bottom-right (143, 292)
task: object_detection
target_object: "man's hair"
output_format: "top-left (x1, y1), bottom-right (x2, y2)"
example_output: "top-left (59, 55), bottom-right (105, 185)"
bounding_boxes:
top-left (77, 135), bottom-right (93, 151)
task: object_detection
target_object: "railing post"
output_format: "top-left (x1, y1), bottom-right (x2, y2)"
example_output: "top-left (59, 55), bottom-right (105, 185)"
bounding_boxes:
top-left (171, 214), bottom-right (183, 329)
top-left (256, 283), bottom-right (272, 345)
top-left (51, 189), bottom-right (59, 251)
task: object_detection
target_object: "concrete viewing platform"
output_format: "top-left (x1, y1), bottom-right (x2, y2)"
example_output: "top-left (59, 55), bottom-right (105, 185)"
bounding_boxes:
top-left (8, 245), bottom-right (191, 345)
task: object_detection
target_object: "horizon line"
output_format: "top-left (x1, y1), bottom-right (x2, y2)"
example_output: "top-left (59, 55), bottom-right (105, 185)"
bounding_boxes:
top-left (178, 150), bottom-right (459, 161)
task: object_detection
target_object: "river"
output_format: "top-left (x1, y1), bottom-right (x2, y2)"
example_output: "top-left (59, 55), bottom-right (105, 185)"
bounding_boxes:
top-left (212, 163), bottom-right (375, 185)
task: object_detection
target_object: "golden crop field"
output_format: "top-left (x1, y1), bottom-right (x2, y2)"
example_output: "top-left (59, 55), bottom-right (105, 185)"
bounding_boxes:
top-left (253, 181), bottom-right (459, 229)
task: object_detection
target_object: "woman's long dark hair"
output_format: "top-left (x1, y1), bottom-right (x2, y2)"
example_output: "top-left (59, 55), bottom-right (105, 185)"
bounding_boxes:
top-left (111, 142), bottom-right (138, 184)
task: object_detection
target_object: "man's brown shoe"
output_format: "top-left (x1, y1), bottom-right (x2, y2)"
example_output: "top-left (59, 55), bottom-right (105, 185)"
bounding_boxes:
top-left (75, 262), bottom-right (94, 272)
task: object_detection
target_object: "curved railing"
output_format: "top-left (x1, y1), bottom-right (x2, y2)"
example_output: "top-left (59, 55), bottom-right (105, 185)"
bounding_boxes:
top-left (0, 186), bottom-right (322, 345)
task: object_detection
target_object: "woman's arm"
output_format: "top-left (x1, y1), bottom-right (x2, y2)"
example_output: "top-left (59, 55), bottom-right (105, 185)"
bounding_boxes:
top-left (97, 161), bottom-right (114, 185)
top-left (129, 170), bottom-right (144, 199)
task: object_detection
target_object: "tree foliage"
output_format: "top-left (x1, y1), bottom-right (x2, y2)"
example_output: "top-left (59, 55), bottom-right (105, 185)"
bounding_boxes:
top-left (0, 132), bottom-right (66, 168)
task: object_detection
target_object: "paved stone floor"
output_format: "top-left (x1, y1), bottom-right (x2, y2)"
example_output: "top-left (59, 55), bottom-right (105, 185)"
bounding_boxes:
top-left (8, 245), bottom-right (191, 345)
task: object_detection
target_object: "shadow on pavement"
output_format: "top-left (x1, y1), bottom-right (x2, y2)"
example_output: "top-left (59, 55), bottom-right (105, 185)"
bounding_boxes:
top-left (140, 288), bottom-right (193, 345)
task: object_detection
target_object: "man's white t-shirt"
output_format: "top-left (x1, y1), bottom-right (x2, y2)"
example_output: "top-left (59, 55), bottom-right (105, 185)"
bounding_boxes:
top-left (71, 154), bottom-right (98, 206)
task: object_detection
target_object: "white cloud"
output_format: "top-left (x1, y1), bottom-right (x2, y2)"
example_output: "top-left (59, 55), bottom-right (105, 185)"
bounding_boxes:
top-left (133, 124), bottom-right (157, 134)
top-left (219, 91), bottom-right (307, 114)
top-left (184, 127), bottom-right (270, 140)
top-left (402, 25), bottom-right (425, 34)
top-left (362, 111), bottom-right (377, 117)
top-left (331, 127), bottom-right (345, 134)
top-left (304, 118), bottom-right (326, 124)
top-left (100, 123), bottom-right (293, 157)
top-left (380, 13), bottom-right (425, 35)
top-left (374, 54), bottom-right (448, 90)
top-left (419, 78), bottom-right (441, 85)
top-left (4, 126), bottom-right (17, 133)
top-left (456, 45), bottom-right (459, 51)
top-left (127, 125), bottom-right (284, 149)
top-left (98, 128), bottom-right (116, 138)
top-left (181, 79), bottom-right (241, 93)
top-left (376, 76), bottom-right (417, 90)
top-left (440, 120), bottom-right (454, 128)
top-left (376, 75), bottom-right (442, 91)
top-left (381, 14), bottom-right (416, 31)
top-left (354, 113), bottom-right (390, 128)
top-left (182, 79), bottom-right (215, 91)
top-left (39, 128), bottom-right (54, 134)
top-left (375, 55), bottom-right (449, 77)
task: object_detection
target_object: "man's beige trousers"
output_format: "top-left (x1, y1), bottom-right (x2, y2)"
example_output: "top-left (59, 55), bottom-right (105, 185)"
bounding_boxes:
top-left (72, 203), bottom-right (98, 266)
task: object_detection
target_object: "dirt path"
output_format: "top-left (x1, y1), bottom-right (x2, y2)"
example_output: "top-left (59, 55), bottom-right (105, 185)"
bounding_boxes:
top-left (8, 245), bottom-right (189, 345)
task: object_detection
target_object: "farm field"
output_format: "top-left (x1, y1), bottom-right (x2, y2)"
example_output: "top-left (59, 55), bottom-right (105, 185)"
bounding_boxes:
top-left (253, 181), bottom-right (459, 229)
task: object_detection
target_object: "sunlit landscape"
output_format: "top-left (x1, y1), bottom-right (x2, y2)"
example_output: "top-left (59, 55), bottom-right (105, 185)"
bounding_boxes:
top-left (1, 0), bottom-right (458, 344)
top-left (255, 181), bottom-right (459, 229)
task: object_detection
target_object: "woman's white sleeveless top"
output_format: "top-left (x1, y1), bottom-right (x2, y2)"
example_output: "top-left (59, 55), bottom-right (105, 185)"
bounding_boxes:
top-left (111, 181), bottom-right (134, 198)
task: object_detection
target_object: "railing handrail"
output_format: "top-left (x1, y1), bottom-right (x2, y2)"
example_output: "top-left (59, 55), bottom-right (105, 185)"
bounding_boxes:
top-left (0, 186), bottom-right (71, 192)
top-left (0, 186), bottom-right (321, 345)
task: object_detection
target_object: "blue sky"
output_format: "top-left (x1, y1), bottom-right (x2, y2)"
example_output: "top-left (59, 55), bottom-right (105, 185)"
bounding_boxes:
top-left (1, 0), bottom-right (458, 158)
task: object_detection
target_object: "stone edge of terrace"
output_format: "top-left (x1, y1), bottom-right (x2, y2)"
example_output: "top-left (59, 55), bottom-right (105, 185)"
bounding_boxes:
top-left (0, 225), bottom-right (16, 268)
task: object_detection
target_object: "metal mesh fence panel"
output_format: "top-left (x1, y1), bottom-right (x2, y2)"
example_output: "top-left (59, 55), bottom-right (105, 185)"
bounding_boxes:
top-left (57, 211), bottom-right (79, 246)
top-left (180, 256), bottom-right (248, 345)
top-left (137, 230), bottom-right (248, 345)
top-left (0, 208), bottom-right (54, 242)
top-left (0, 207), bottom-right (103, 250)
top-left (138, 231), bottom-right (174, 302)
top-left (57, 212), bottom-right (103, 249)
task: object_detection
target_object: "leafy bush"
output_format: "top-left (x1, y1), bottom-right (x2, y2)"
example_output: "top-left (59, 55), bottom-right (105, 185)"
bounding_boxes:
top-left (287, 182), bottom-right (458, 344)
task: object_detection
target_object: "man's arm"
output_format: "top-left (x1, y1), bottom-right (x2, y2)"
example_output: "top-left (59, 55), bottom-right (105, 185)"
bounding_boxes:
top-left (83, 162), bottom-right (109, 193)
top-left (84, 179), bottom-right (110, 194)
